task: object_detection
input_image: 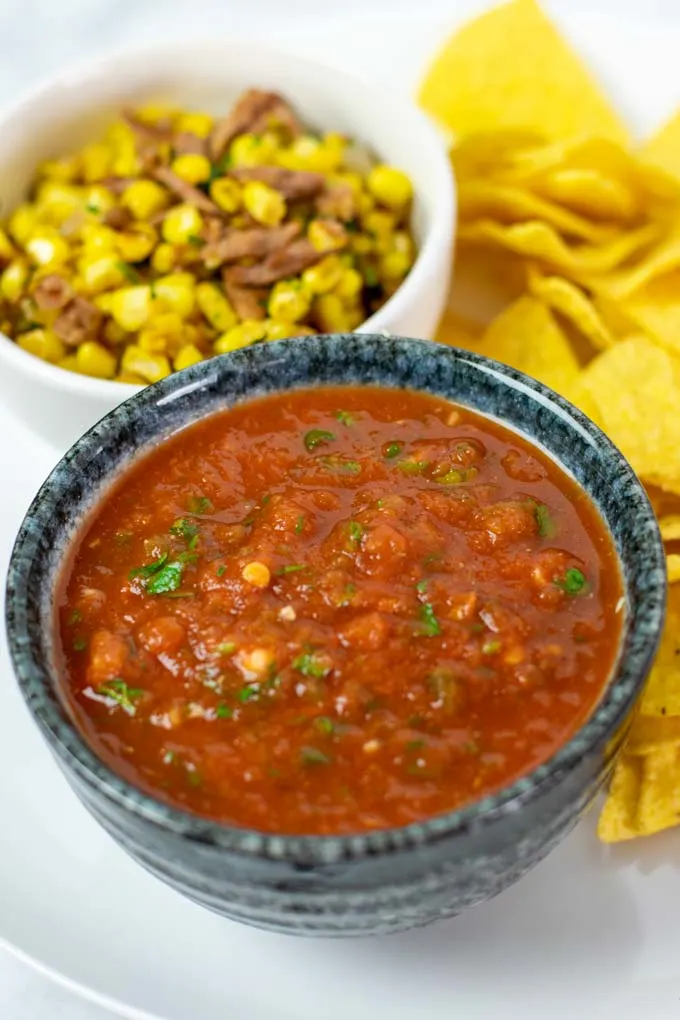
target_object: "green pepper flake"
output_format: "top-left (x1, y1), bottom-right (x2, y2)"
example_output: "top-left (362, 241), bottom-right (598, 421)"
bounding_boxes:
top-left (347, 520), bottom-right (363, 545)
top-left (85, 201), bottom-right (100, 215)
top-left (149, 280), bottom-right (157, 300)
top-left (114, 531), bottom-right (133, 545)
top-left (423, 552), bottom-right (442, 567)
top-left (416, 578), bottom-right (429, 593)
top-left (278, 563), bottom-right (307, 575)
top-left (187, 495), bottom-right (214, 515)
top-left (216, 564), bottom-right (227, 577)
top-left (187, 768), bottom-right (202, 787)
top-left (115, 260), bottom-right (141, 284)
top-left (73, 636), bottom-right (87, 652)
top-left (163, 750), bottom-right (175, 765)
top-left (535, 503), bottom-right (556, 538)
top-left (417, 601), bottom-right (441, 637)
top-left (397, 459), bottom-right (429, 476)
top-left (68, 609), bottom-right (82, 625)
top-left (384, 441), bottom-right (404, 459)
top-left (376, 499), bottom-right (385, 509)
top-left (146, 560), bottom-right (186, 595)
top-left (304, 428), bottom-right (335, 451)
top-left (97, 678), bottom-right (145, 716)
top-left (217, 641), bottom-right (236, 655)
top-left (293, 651), bottom-right (331, 679)
top-left (170, 517), bottom-right (199, 545)
top-left (405, 738), bottom-right (426, 752)
top-left (129, 551), bottom-right (168, 580)
top-left (294, 515), bottom-right (305, 535)
top-left (300, 745), bottom-right (331, 766)
top-left (363, 266), bottom-right (379, 287)
top-left (434, 468), bottom-right (465, 485)
top-left (215, 702), bottom-right (233, 719)
top-left (482, 638), bottom-right (501, 655)
top-left (554, 567), bottom-right (589, 595)
top-left (238, 684), bottom-right (260, 703)
top-left (314, 715), bottom-right (335, 735)
top-left (187, 233), bottom-right (205, 247)
top-left (335, 410), bottom-right (355, 426)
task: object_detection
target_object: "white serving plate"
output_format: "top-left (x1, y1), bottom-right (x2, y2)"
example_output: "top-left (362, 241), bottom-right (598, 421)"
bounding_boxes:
top-left (1, 4), bottom-right (680, 1019)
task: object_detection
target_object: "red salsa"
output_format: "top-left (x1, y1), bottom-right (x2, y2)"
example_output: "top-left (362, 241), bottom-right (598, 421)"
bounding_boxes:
top-left (57, 386), bottom-right (622, 835)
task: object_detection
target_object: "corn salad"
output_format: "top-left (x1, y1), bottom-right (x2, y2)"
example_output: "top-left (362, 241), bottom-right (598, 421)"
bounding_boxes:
top-left (0, 89), bottom-right (416, 384)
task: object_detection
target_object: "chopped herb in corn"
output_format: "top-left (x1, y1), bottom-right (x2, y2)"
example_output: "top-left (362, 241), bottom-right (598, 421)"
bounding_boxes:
top-left (0, 89), bottom-right (415, 383)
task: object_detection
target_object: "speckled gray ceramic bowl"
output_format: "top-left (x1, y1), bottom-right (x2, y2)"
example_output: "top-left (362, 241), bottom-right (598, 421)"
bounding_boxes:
top-left (6, 334), bottom-right (666, 938)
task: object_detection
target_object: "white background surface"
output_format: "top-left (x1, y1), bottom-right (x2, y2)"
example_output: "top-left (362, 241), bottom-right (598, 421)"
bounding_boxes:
top-left (2, 1), bottom-right (680, 1017)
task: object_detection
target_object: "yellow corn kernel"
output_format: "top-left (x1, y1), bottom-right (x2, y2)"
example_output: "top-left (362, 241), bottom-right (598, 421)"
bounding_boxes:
top-left (35, 182), bottom-right (83, 225)
top-left (0, 228), bottom-right (15, 263)
top-left (116, 222), bottom-right (158, 263)
top-left (174, 344), bottom-right (204, 371)
top-left (278, 134), bottom-right (344, 173)
top-left (214, 320), bottom-right (266, 353)
top-left (138, 312), bottom-right (185, 355)
top-left (350, 233), bottom-right (374, 255)
top-left (116, 371), bottom-right (146, 385)
top-left (76, 341), bottom-right (117, 379)
top-left (362, 209), bottom-right (396, 239)
top-left (301, 255), bottom-right (344, 295)
top-left (334, 267), bottom-right (364, 301)
top-left (229, 132), bottom-right (278, 168)
top-left (94, 292), bottom-right (115, 313)
top-left (135, 103), bottom-right (177, 124)
top-left (209, 177), bottom-right (242, 214)
top-left (356, 192), bottom-right (375, 217)
top-left (267, 279), bottom-right (311, 322)
top-left (104, 319), bottom-right (129, 345)
top-left (83, 185), bottom-right (116, 218)
top-left (58, 354), bottom-right (82, 374)
top-left (314, 293), bottom-right (351, 332)
top-left (81, 222), bottom-right (118, 253)
top-left (366, 165), bottom-right (413, 209)
top-left (17, 328), bottom-right (65, 363)
top-left (308, 219), bottom-right (345, 253)
top-left (121, 344), bottom-right (171, 383)
top-left (345, 303), bottom-right (365, 330)
top-left (154, 273), bottom-right (196, 319)
top-left (112, 147), bottom-right (141, 177)
top-left (109, 285), bottom-right (153, 331)
top-left (25, 231), bottom-right (70, 267)
top-left (196, 281), bottom-right (237, 332)
top-left (242, 561), bottom-right (270, 587)
top-left (162, 204), bottom-right (204, 245)
top-left (37, 156), bottom-right (81, 182)
top-left (78, 253), bottom-right (126, 293)
top-left (381, 249), bottom-right (412, 280)
top-left (151, 243), bottom-right (176, 274)
top-left (0, 260), bottom-right (28, 301)
top-left (8, 204), bottom-right (38, 245)
top-left (107, 122), bottom-right (141, 174)
top-left (138, 330), bottom-right (168, 354)
top-left (81, 143), bottom-right (112, 183)
top-left (263, 319), bottom-right (305, 341)
top-left (121, 180), bottom-right (169, 221)
top-left (171, 153), bottom-right (211, 185)
top-left (175, 111), bottom-right (213, 138)
top-left (242, 181), bottom-right (286, 227)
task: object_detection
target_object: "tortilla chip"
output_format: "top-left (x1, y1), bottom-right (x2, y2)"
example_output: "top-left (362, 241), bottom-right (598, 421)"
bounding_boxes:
top-left (527, 267), bottom-right (614, 350)
top-left (458, 181), bottom-right (615, 243)
top-left (435, 307), bottom-right (483, 350)
top-left (534, 167), bottom-right (639, 224)
top-left (418, 0), bottom-right (629, 145)
top-left (640, 593), bottom-right (680, 717)
top-left (452, 129), bottom-right (547, 181)
top-left (637, 744), bottom-right (680, 836)
top-left (659, 514), bottom-right (680, 542)
top-left (592, 227), bottom-right (680, 299)
top-left (458, 220), bottom-right (659, 277)
top-left (479, 295), bottom-right (580, 394)
top-left (667, 553), bottom-right (680, 584)
top-left (640, 111), bottom-right (680, 183)
top-left (625, 714), bottom-right (680, 755)
top-left (598, 754), bottom-right (642, 842)
top-left (618, 272), bottom-right (680, 359)
top-left (577, 335), bottom-right (680, 493)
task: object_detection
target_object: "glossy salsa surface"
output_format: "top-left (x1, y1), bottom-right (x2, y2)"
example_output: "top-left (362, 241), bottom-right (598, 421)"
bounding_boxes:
top-left (57, 385), bottom-right (623, 835)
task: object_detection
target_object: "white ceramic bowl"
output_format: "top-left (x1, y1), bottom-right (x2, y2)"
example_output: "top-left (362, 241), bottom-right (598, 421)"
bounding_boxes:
top-left (0, 40), bottom-right (455, 451)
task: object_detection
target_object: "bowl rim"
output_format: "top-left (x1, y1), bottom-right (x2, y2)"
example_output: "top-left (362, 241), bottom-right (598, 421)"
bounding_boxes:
top-left (0, 37), bottom-right (454, 400)
top-left (5, 334), bottom-right (666, 862)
